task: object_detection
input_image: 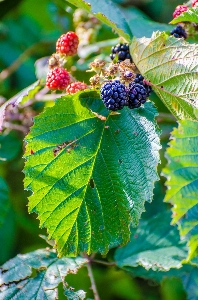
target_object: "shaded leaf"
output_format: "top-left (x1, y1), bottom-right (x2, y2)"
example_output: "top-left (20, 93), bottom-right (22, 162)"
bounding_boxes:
top-left (121, 6), bottom-right (173, 38)
top-left (170, 8), bottom-right (198, 24)
top-left (64, 288), bottom-right (86, 300)
top-left (24, 91), bottom-right (160, 257)
top-left (0, 132), bottom-right (22, 161)
top-left (163, 120), bottom-right (198, 260)
top-left (0, 248), bottom-right (87, 300)
top-left (0, 177), bottom-right (10, 228)
top-left (121, 262), bottom-right (198, 300)
top-left (65, 0), bottom-right (132, 41)
top-left (182, 265), bottom-right (198, 300)
top-left (114, 212), bottom-right (188, 271)
top-left (130, 32), bottom-right (198, 121)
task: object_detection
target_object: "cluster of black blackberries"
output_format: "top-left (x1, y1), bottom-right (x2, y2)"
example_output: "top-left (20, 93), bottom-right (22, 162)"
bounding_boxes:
top-left (110, 43), bottom-right (132, 63)
top-left (170, 25), bottom-right (187, 39)
top-left (100, 74), bottom-right (152, 111)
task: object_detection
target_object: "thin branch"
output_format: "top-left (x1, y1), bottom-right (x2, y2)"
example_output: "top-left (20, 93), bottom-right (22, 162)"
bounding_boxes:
top-left (92, 259), bottom-right (116, 267)
top-left (157, 113), bottom-right (176, 123)
top-left (0, 41), bottom-right (52, 82)
top-left (86, 260), bottom-right (100, 300)
top-left (3, 122), bottom-right (28, 134)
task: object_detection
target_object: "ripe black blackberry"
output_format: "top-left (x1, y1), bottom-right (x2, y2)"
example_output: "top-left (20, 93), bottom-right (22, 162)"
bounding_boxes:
top-left (170, 25), bottom-right (187, 39)
top-left (100, 80), bottom-right (127, 111)
top-left (134, 74), bottom-right (152, 97)
top-left (127, 83), bottom-right (147, 109)
top-left (110, 43), bottom-right (132, 63)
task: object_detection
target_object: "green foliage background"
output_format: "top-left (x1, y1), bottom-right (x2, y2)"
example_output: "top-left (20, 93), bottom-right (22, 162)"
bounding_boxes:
top-left (0, 0), bottom-right (195, 299)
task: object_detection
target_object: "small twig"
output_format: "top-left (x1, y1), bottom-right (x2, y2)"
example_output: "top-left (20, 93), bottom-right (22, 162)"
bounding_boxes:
top-left (35, 93), bottom-right (65, 101)
top-left (0, 41), bottom-right (52, 82)
top-left (86, 259), bottom-right (100, 300)
top-left (0, 45), bottom-right (37, 82)
top-left (92, 259), bottom-right (116, 267)
top-left (3, 122), bottom-right (28, 134)
top-left (157, 113), bottom-right (176, 123)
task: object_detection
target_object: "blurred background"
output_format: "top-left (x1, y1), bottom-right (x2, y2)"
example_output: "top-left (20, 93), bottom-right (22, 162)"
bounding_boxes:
top-left (0, 0), bottom-right (187, 299)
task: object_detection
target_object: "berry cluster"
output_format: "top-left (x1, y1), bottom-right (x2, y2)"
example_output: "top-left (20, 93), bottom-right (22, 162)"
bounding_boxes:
top-left (134, 74), bottom-right (152, 97)
top-left (100, 80), bottom-right (127, 111)
top-left (170, 25), bottom-right (187, 39)
top-left (100, 74), bottom-right (152, 111)
top-left (173, 1), bottom-right (198, 18)
top-left (128, 83), bottom-right (147, 109)
top-left (173, 5), bottom-right (188, 18)
top-left (46, 67), bottom-right (70, 90)
top-left (56, 32), bottom-right (79, 56)
top-left (66, 82), bottom-right (88, 94)
top-left (110, 43), bottom-right (132, 63)
top-left (46, 31), bottom-right (86, 92)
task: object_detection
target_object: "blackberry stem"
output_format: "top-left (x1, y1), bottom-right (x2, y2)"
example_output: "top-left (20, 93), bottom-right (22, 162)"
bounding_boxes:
top-left (86, 258), bottom-right (100, 300)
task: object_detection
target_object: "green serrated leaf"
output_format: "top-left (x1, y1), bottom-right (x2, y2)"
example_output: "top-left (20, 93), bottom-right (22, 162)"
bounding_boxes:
top-left (170, 7), bottom-right (198, 24)
top-left (0, 248), bottom-right (87, 300)
top-left (130, 31), bottom-right (198, 121)
top-left (64, 288), bottom-right (86, 300)
top-left (114, 212), bottom-right (188, 271)
top-left (0, 177), bottom-right (10, 228)
top-left (163, 120), bottom-right (198, 260)
top-left (24, 90), bottom-right (161, 257)
top-left (65, 0), bottom-right (132, 41)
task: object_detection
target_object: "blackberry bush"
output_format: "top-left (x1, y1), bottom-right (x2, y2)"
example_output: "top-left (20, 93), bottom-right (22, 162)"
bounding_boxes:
top-left (1, 2), bottom-right (198, 300)
top-left (100, 80), bottom-right (127, 110)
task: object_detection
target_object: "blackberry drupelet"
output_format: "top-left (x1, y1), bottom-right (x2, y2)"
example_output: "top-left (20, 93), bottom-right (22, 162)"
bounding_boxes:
top-left (100, 80), bottom-right (127, 111)
top-left (110, 43), bottom-right (132, 63)
top-left (128, 83), bottom-right (147, 109)
top-left (134, 74), bottom-right (152, 97)
top-left (170, 25), bottom-right (187, 39)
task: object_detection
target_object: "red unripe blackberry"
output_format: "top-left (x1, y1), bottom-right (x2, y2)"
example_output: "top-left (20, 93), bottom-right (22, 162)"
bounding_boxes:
top-left (173, 5), bottom-right (188, 18)
top-left (192, 0), bottom-right (198, 7)
top-left (46, 67), bottom-right (70, 90)
top-left (56, 32), bottom-right (79, 56)
top-left (66, 82), bottom-right (88, 94)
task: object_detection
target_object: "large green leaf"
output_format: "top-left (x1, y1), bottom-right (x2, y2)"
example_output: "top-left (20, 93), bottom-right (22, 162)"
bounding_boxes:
top-left (24, 91), bottom-right (161, 256)
top-left (0, 177), bottom-right (10, 228)
top-left (170, 7), bottom-right (198, 24)
top-left (163, 120), bottom-right (198, 259)
top-left (121, 7), bottom-right (173, 38)
top-left (130, 32), bottom-right (198, 121)
top-left (114, 212), bottom-right (188, 271)
top-left (65, 0), bottom-right (132, 41)
top-left (0, 248), bottom-right (87, 300)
